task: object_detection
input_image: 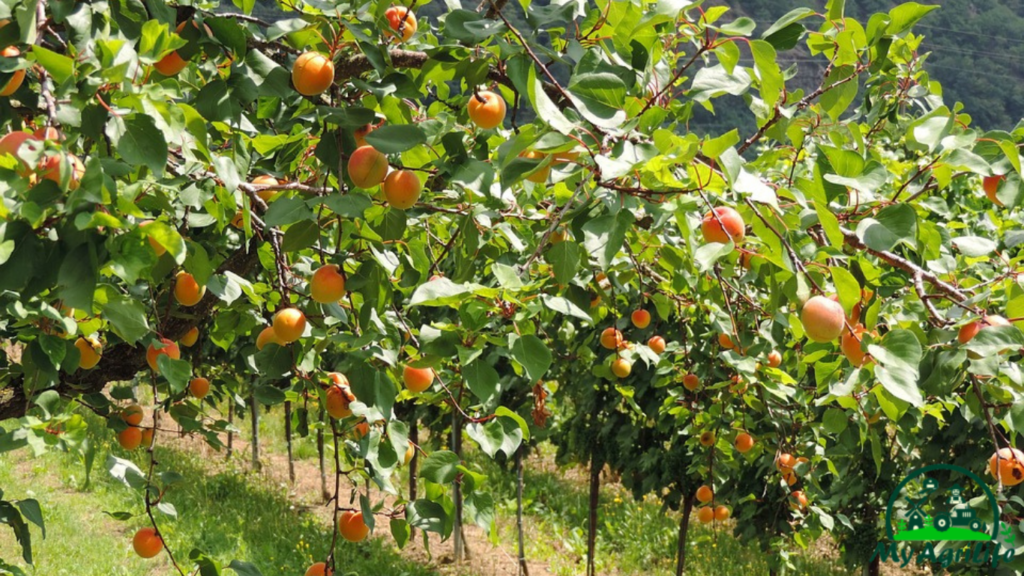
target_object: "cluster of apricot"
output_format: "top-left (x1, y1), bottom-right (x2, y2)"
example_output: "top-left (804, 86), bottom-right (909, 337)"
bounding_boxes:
top-left (775, 453), bottom-right (809, 511)
top-left (0, 127), bottom-right (86, 190)
top-left (694, 484), bottom-right (731, 524)
top-left (599, 309), bottom-right (667, 379)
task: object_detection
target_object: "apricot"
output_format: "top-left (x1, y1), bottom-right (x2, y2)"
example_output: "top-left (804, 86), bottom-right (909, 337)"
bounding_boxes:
top-left (841, 324), bottom-right (875, 367)
top-left (600, 327), bottom-right (624, 350)
top-left (729, 375), bottom-right (748, 394)
top-left (146, 338), bottom-right (181, 373)
top-left (984, 175), bottom-right (1005, 206)
top-left (292, 52), bottom-right (335, 96)
top-left (553, 150), bottom-right (580, 164)
top-left (682, 373), bottom-right (700, 391)
top-left (347, 145), bottom-right (388, 189)
top-left (33, 126), bottom-right (62, 141)
top-left (783, 470), bottom-right (797, 486)
top-left (0, 131), bottom-right (34, 172)
top-left (403, 365), bottom-right (435, 393)
top-left (256, 326), bottom-right (283, 350)
top-left (775, 453), bottom-right (796, 474)
top-left (230, 211), bottom-right (245, 229)
top-left (180, 326), bottom-right (199, 347)
top-left (354, 124), bottom-right (374, 147)
top-left (174, 271), bottom-right (206, 307)
top-left (989, 448), bottom-right (1024, 487)
top-left (272, 308), bottom-right (307, 343)
top-left (353, 420), bottom-right (370, 439)
top-left (800, 295), bottom-right (845, 343)
top-left (132, 527), bottom-right (163, 558)
top-left (305, 562), bottom-right (333, 576)
top-left (118, 426), bottom-right (143, 450)
top-left (648, 335), bottom-right (666, 355)
top-left (252, 175), bottom-right (280, 202)
top-left (326, 374), bottom-right (356, 419)
top-left (154, 50), bottom-right (188, 76)
top-left (384, 6), bottom-right (417, 42)
top-left (139, 221), bottom-right (167, 256)
top-left (338, 511), bottom-right (370, 542)
top-left (735, 432), bottom-right (754, 453)
top-left (466, 90), bottom-right (506, 130)
top-left (790, 490), bottom-right (808, 511)
top-left (631, 309), bottom-right (651, 329)
top-left (696, 485), bottom-right (713, 504)
top-left (311, 264), bottom-right (346, 303)
top-left (141, 428), bottom-right (154, 447)
top-left (714, 505), bottom-right (731, 521)
top-left (696, 506), bottom-right (714, 524)
top-left (699, 431), bottom-right (715, 447)
top-left (611, 358), bottom-right (632, 378)
top-left (701, 207), bottom-right (745, 244)
top-left (766, 350), bottom-right (782, 368)
top-left (0, 47), bottom-right (25, 97)
top-left (121, 404), bottom-right (145, 426)
top-left (404, 442), bottom-right (415, 466)
top-left (382, 169), bottom-right (422, 210)
top-left (958, 315), bottom-right (1010, 345)
top-left (75, 336), bottom-right (102, 370)
top-left (718, 333), bottom-right (735, 350)
top-left (189, 377), bottom-right (210, 399)
top-left (519, 150), bottom-right (550, 183)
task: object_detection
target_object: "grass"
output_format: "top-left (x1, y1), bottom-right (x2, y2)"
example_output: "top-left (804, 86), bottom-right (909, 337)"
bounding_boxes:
top-left (0, 415), bottom-right (437, 576)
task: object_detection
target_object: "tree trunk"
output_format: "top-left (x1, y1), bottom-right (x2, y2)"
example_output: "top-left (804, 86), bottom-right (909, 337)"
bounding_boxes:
top-left (250, 395), bottom-right (261, 471)
top-left (675, 493), bottom-right (695, 576)
top-left (409, 420), bottom-right (418, 537)
top-left (452, 409), bottom-right (466, 562)
top-left (864, 554), bottom-right (880, 576)
top-left (587, 459), bottom-right (602, 576)
top-left (226, 401), bottom-right (234, 459)
top-left (516, 444), bottom-right (530, 576)
top-left (284, 400), bottom-right (295, 483)
top-left (318, 407), bottom-right (330, 502)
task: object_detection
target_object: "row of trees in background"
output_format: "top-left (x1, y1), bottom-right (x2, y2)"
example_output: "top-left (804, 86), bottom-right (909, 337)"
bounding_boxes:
top-left (1, 1), bottom-right (1024, 576)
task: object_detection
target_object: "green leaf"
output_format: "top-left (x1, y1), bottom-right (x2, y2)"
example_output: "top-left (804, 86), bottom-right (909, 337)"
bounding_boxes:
top-left (886, 2), bottom-right (939, 35)
top-left (390, 518), bottom-right (411, 549)
top-left (495, 406), bottom-right (530, 441)
top-left (829, 267), bottom-right (860, 317)
top-left (750, 40), bottom-right (783, 108)
top-left (228, 560), bottom-right (264, 576)
top-left (582, 211), bottom-right (633, 270)
top-left (117, 115), bottom-right (167, 176)
top-left (867, 330), bottom-right (923, 407)
top-left (854, 204), bottom-right (917, 252)
top-left (442, 10), bottom-right (507, 43)
top-left (509, 334), bottom-right (552, 383)
top-left (406, 500), bottom-right (447, 534)
top-left (157, 357), bottom-right (192, 394)
top-left (820, 65), bottom-right (859, 121)
top-left (364, 125), bottom-right (427, 154)
top-left (14, 500), bottom-right (44, 538)
top-left (100, 292), bottom-right (150, 345)
top-left (463, 359), bottom-right (500, 406)
top-left (718, 17), bottom-right (756, 36)
top-left (31, 45), bottom-right (73, 84)
top-left (539, 294), bottom-right (591, 321)
top-left (281, 220), bottom-right (319, 252)
top-left (546, 241), bottom-right (580, 285)
top-left (140, 221), bottom-right (186, 263)
top-left (963, 325), bottom-right (1024, 358)
top-left (263, 197), bottom-right (315, 227)
top-left (419, 450), bottom-right (461, 484)
top-left (58, 243), bottom-right (97, 310)
top-left (762, 8), bottom-right (815, 39)
top-left (822, 408), bottom-right (848, 434)
top-left (408, 278), bottom-right (499, 307)
top-left (137, 19), bottom-right (187, 64)
top-left (702, 129), bottom-right (739, 159)
top-left (253, 385), bottom-right (286, 406)
top-left (951, 236), bottom-right (997, 257)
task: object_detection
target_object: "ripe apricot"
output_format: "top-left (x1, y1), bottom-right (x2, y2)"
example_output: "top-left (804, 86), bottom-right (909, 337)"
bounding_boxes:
top-left (600, 327), bottom-right (624, 350)
top-left (292, 52), bottom-right (335, 96)
top-left (696, 485), bottom-right (713, 504)
top-left (118, 427), bottom-right (143, 450)
top-left (989, 448), bottom-right (1024, 486)
top-left (305, 562), bottom-right (333, 576)
top-left (404, 442), bottom-right (415, 466)
top-left (347, 145), bottom-right (388, 189)
top-left (139, 220), bottom-right (167, 255)
top-left (132, 527), bottom-right (163, 558)
top-left (338, 510), bottom-right (370, 542)
top-left (790, 490), bottom-right (808, 511)
top-left (699, 431), bottom-right (715, 447)
top-left (155, 50), bottom-right (188, 76)
top-left (0, 47), bottom-right (25, 96)
top-left (553, 150), bottom-right (580, 164)
top-left (141, 428), bottom-right (154, 447)
top-left (403, 365), bottom-right (435, 393)
top-left (382, 169), bottom-right (422, 210)
top-left (146, 338), bottom-right (181, 373)
top-left (353, 420), bottom-right (370, 439)
top-left (256, 326), bottom-right (283, 350)
top-left (75, 336), bottom-right (102, 370)
top-left (714, 505), bottom-right (730, 521)
top-left (776, 453), bottom-right (796, 474)
top-left (984, 175), bottom-right (1005, 206)
top-left (326, 374), bottom-right (356, 419)
top-left (0, 131), bottom-right (35, 173)
top-left (631, 309), bottom-right (651, 329)
top-left (519, 150), bottom-right (550, 183)
top-left (466, 90), bottom-right (506, 129)
top-left (800, 295), bottom-right (845, 343)
top-left (384, 6), bottom-right (417, 42)
top-left (718, 333), bottom-right (735, 350)
top-left (189, 377), bottom-right (210, 399)
top-left (230, 211), bottom-right (245, 229)
top-left (311, 264), bottom-right (346, 303)
top-left (783, 470), bottom-right (797, 486)
top-left (767, 350), bottom-right (782, 368)
top-left (682, 373), bottom-right (700, 391)
top-left (611, 358), bottom-right (632, 378)
top-left (252, 175), bottom-right (280, 202)
top-left (354, 124), bottom-right (374, 147)
top-left (648, 335), bottom-right (666, 355)
top-left (33, 126), bottom-right (62, 141)
top-left (701, 207), bottom-right (745, 244)
top-left (841, 324), bottom-right (875, 367)
top-left (180, 326), bottom-right (199, 347)
top-left (958, 315), bottom-right (1010, 345)
top-left (729, 375), bottom-right (748, 394)
top-left (272, 308), bottom-right (307, 343)
top-left (121, 404), bottom-right (144, 426)
top-left (735, 432), bottom-right (754, 453)
top-left (696, 506), bottom-right (714, 524)
top-left (174, 271), bottom-right (206, 307)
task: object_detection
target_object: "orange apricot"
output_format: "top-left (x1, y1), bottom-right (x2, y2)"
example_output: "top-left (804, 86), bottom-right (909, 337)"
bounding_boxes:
top-left (384, 6), bottom-right (417, 42)
top-left (174, 271), bottom-right (205, 307)
top-left (146, 338), bottom-right (181, 373)
top-left (466, 90), bottom-right (506, 129)
top-left (696, 485), bottom-right (713, 504)
top-left (403, 365), bottom-right (435, 393)
top-left (75, 336), bottom-right (102, 370)
top-left (118, 427), bottom-right (143, 450)
top-left (600, 327), bottom-right (624, 350)
top-left (252, 175), bottom-right (280, 202)
top-left (701, 207), bottom-right (745, 244)
top-left (311, 264), bottom-right (347, 303)
top-left (0, 47), bottom-right (25, 96)
top-left (682, 373), bottom-right (700, 391)
top-left (735, 432), bottom-right (754, 453)
top-left (696, 506), bottom-right (714, 524)
top-left (338, 511), bottom-right (370, 542)
top-left (519, 150), bottom-right (550, 183)
top-left (989, 448), bottom-right (1024, 487)
top-left (272, 308), bottom-right (307, 343)
top-left (189, 377), bottom-right (210, 399)
top-left (180, 326), bottom-right (199, 348)
top-left (611, 358), bottom-right (632, 378)
top-left (631, 309), bottom-right (651, 329)
top-left (648, 335), bottom-right (666, 355)
top-left (347, 145), bottom-right (388, 189)
top-left (292, 52), bottom-right (335, 96)
top-left (121, 404), bottom-right (145, 426)
top-left (800, 295), bottom-right (845, 343)
top-left (256, 326), bottom-right (283, 351)
top-left (382, 169), bottom-right (422, 210)
top-left (133, 527), bottom-right (163, 558)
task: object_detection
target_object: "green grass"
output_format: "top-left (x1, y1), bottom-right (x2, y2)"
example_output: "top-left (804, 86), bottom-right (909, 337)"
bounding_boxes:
top-left (0, 416), bottom-right (437, 576)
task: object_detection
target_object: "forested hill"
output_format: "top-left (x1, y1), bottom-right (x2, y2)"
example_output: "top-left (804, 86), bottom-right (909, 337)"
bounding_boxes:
top-left (244, 0), bottom-right (1024, 131)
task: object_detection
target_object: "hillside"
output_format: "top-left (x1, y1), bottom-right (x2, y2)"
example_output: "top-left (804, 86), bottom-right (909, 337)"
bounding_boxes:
top-left (243, 0), bottom-right (1023, 132)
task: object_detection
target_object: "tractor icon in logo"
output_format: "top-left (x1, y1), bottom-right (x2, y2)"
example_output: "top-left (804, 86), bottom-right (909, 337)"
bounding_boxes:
top-left (895, 476), bottom-right (989, 541)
